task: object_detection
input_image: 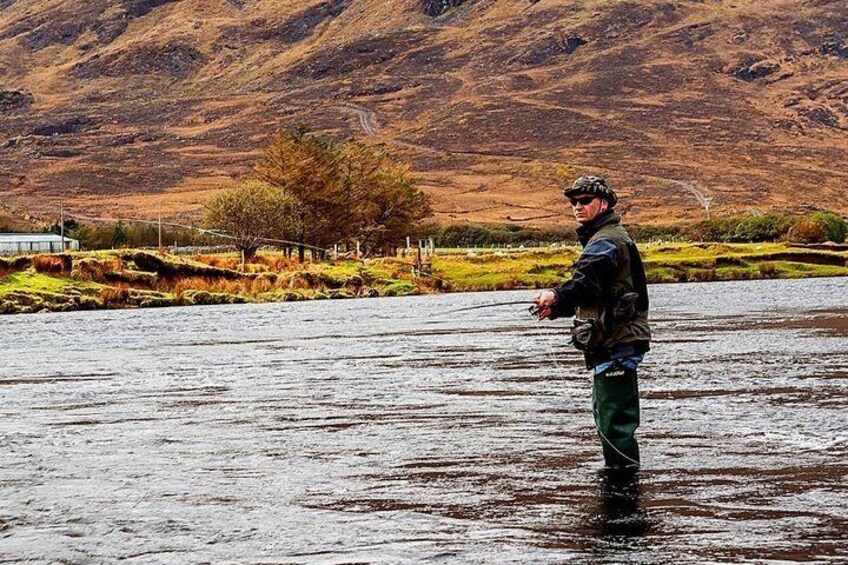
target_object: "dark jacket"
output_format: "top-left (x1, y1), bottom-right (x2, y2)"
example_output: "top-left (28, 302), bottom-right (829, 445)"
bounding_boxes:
top-left (551, 210), bottom-right (651, 368)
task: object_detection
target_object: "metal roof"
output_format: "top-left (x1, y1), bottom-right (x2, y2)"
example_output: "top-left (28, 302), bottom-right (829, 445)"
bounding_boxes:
top-left (0, 233), bottom-right (79, 243)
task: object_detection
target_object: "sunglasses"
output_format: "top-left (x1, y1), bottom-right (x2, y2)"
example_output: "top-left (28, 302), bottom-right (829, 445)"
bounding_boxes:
top-left (568, 195), bottom-right (597, 206)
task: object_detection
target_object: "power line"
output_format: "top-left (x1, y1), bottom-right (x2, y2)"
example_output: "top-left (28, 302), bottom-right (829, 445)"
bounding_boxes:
top-left (64, 211), bottom-right (330, 253)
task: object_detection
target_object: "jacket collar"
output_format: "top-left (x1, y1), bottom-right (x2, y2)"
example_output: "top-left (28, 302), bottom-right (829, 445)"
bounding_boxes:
top-left (576, 209), bottom-right (620, 246)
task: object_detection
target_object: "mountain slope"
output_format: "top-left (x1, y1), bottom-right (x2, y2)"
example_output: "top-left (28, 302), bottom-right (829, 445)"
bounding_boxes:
top-left (1, 0), bottom-right (846, 226)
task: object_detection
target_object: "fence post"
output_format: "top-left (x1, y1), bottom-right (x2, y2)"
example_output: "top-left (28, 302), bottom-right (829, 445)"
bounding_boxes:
top-left (158, 202), bottom-right (163, 250)
top-left (60, 203), bottom-right (65, 252)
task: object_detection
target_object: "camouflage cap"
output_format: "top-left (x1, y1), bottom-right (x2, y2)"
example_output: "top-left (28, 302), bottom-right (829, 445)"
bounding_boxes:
top-left (563, 175), bottom-right (618, 207)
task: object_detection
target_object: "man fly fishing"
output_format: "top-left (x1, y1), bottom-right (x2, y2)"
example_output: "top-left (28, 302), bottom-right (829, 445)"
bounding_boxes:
top-left (533, 175), bottom-right (651, 470)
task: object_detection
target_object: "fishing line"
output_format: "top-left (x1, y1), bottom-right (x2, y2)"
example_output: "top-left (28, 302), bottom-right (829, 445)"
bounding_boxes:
top-left (507, 300), bottom-right (567, 372)
top-left (506, 300), bottom-right (643, 468)
top-left (428, 296), bottom-right (643, 467)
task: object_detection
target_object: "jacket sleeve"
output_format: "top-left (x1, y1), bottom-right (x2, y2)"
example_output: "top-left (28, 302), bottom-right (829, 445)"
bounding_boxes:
top-left (550, 238), bottom-right (618, 319)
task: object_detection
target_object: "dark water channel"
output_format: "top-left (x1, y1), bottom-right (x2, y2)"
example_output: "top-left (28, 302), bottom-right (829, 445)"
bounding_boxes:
top-left (1, 277), bottom-right (847, 564)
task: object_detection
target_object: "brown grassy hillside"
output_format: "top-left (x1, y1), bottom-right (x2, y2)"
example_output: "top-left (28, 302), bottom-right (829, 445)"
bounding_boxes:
top-left (0, 0), bottom-right (846, 227)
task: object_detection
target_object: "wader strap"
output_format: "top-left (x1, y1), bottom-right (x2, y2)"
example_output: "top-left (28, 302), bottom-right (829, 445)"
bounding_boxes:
top-left (627, 241), bottom-right (649, 312)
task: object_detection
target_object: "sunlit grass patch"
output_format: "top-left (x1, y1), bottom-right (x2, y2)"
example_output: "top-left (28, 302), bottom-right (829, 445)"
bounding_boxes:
top-left (382, 280), bottom-right (416, 296)
top-left (0, 271), bottom-right (100, 295)
top-left (314, 260), bottom-right (364, 281)
top-left (432, 249), bottom-right (578, 291)
top-left (0, 271), bottom-right (105, 313)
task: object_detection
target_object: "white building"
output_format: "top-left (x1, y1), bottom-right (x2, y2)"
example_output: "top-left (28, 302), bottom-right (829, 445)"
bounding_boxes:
top-left (0, 233), bottom-right (80, 255)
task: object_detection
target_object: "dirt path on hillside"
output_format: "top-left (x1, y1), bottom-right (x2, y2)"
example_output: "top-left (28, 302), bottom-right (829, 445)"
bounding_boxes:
top-left (341, 102), bottom-right (714, 214)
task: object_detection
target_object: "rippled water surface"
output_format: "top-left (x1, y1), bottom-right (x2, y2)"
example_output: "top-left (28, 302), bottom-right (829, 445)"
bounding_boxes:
top-left (2, 277), bottom-right (847, 564)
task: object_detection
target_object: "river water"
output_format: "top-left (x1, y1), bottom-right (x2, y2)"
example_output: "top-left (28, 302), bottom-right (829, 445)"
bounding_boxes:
top-left (1, 277), bottom-right (847, 564)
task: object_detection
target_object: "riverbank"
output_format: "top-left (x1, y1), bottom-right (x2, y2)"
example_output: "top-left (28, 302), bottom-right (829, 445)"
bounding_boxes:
top-left (1, 242), bottom-right (846, 314)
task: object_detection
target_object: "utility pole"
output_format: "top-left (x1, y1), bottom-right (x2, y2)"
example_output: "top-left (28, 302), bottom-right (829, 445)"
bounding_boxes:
top-left (60, 203), bottom-right (65, 252)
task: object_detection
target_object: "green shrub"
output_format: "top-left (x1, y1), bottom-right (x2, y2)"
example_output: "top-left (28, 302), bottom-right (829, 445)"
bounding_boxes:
top-left (808, 212), bottom-right (847, 243)
top-left (787, 218), bottom-right (826, 244)
top-left (786, 212), bottom-right (847, 244)
top-left (687, 214), bottom-right (796, 243)
top-left (727, 214), bottom-right (795, 242)
top-left (758, 262), bottom-right (778, 278)
top-left (687, 217), bottom-right (737, 241)
top-left (417, 212), bottom-right (842, 248)
top-left (419, 222), bottom-right (576, 247)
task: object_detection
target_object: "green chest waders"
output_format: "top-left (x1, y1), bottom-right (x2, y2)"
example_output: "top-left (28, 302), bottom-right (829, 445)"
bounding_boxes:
top-left (592, 365), bottom-right (640, 468)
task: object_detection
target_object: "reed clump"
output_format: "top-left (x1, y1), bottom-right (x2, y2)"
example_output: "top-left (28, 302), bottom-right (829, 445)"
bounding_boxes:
top-left (99, 286), bottom-right (131, 308)
top-left (32, 254), bottom-right (72, 274)
top-left (72, 257), bottom-right (122, 283)
top-left (192, 254), bottom-right (241, 270)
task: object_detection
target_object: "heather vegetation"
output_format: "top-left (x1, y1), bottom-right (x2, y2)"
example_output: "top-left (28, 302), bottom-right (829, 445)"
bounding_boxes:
top-left (0, 250), bottom-right (440, 314)
top-left (3, 0), bottom-right (847, 228)
top-left (0, 209), bottom-right (32, 233)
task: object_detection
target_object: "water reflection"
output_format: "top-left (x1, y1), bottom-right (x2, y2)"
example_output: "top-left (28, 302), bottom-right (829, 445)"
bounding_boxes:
top-left (592, 469), bottom-right (649, 539)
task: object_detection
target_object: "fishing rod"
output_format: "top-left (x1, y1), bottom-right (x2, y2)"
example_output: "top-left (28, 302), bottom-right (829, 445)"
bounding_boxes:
top-left (437, 300), bottom-right (538, 316)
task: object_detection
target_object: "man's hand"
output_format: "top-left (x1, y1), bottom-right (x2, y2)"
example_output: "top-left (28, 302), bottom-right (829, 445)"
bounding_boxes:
top-left (533, 290), bottom-right (557, 320)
